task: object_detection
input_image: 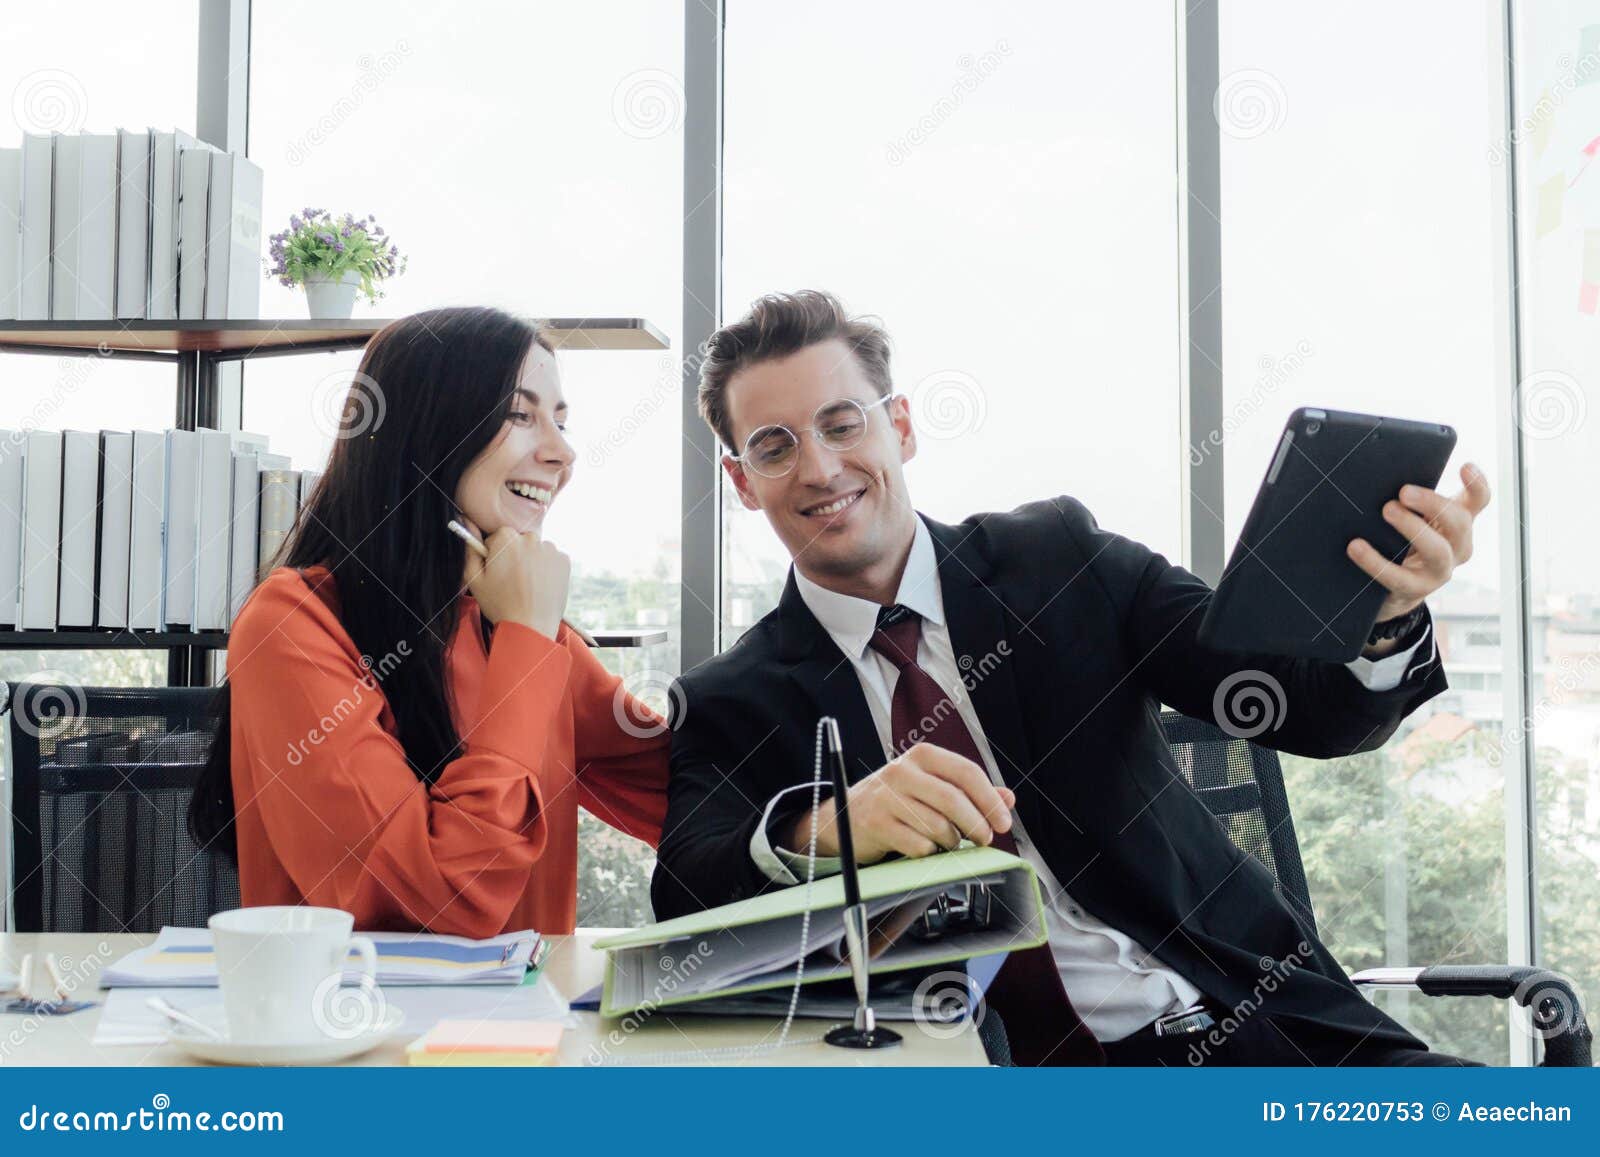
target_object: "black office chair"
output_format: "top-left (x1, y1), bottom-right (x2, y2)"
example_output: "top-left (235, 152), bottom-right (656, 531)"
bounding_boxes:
top-left (4, 681), bottom-right (239, 934)
top-left (1159, 709), bottom-right (1591, 1068)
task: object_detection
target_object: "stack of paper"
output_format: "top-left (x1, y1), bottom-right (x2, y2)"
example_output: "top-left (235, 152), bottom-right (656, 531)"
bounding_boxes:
top-left (405, 1019), bottom-right (564, 1067)
top-left (101, 927), bottom-right (541, 988)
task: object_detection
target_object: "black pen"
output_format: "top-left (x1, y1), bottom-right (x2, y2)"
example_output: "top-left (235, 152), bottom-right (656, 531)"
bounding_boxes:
top-left (825, 718), bottom-right (861, 909)
top-left (821, 717), bottom-right (900, 1048)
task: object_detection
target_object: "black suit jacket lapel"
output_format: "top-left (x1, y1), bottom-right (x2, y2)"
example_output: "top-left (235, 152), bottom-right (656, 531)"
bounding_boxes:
top-left (774, 572), bottom-right (885, 783)
top-left (924, 515), bottom-right (1035, 787)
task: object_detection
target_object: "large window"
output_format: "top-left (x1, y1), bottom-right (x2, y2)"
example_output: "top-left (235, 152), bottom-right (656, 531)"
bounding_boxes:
top-left (248, 0), bottom-right (685, 926)
top-left (1511, 1), bottom-right (1600, 1056)
top-left (720, 0), bottom-right (1183, 642)
top-left (1219, 0), bottom-right (1509, 1062)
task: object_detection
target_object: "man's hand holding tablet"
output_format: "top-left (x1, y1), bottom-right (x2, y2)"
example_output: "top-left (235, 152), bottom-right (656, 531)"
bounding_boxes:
top-left (1199, 408), bottom-right (1494, 662)
top-left (1346, 461), bottom-right (1492, 657)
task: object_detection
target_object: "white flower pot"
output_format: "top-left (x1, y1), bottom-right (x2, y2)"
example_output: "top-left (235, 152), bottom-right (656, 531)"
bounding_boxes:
top-left (303, 271), bottom-right (362, 319)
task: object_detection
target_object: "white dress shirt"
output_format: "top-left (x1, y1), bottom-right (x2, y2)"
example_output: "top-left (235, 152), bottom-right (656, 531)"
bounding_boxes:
top-left (749, 516), bottom-right (1428, 1041)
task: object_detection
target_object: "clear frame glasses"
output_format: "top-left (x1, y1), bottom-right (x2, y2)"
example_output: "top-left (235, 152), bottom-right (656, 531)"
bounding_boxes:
top-left (732, 393), bottom-right (896, 478)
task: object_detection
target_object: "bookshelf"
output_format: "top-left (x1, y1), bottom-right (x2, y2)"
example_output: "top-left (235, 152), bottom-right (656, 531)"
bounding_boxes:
top-left (0, 318), bottom-right (671, 685)
top-left (0, 316), bottom-right (670, 355)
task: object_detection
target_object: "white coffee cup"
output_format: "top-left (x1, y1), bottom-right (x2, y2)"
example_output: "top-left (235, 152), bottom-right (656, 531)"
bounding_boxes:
top-left (208, 906), bottom-right (378, 1043)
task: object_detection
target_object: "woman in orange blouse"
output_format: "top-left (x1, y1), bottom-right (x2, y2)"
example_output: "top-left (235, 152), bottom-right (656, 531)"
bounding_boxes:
top-left (188, 307), bottom-right (670, 937)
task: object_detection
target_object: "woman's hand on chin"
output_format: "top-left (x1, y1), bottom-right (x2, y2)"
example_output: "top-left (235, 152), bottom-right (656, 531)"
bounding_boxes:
top-left (463, 520), bottom-right (571, 639)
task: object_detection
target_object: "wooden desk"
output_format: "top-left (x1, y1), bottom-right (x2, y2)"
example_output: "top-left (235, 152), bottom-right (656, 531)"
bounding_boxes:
top-left (0, 931), bottom-right (987, 1067)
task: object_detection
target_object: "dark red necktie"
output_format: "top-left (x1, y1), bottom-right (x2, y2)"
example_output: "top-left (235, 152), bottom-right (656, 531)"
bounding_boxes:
top-left (869, 604), bottom-right (1105, 1066)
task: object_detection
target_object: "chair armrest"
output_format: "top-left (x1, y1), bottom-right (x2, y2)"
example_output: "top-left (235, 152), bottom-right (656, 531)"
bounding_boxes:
top-left (1352, 964), bottom-right (1591, 1067)
top-left (1350, 966), bottom-right (1425, 989)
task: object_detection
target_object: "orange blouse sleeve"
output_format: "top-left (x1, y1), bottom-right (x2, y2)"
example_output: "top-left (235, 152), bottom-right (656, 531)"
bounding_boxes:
top-left (228, 573), bottom-right (573, 935)
top-left (562, 632), bottom-right (671, 846)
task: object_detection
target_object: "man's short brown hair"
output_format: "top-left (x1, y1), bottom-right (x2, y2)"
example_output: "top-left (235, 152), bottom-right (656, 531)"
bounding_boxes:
top-left (698, 290), bottom-right (893, 452)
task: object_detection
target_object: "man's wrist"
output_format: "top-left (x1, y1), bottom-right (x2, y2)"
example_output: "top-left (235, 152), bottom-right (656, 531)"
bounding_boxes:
top-left (781, 801), bottom-right (838, 858)
top-left (1366, 604), bottom-right (1426, 650)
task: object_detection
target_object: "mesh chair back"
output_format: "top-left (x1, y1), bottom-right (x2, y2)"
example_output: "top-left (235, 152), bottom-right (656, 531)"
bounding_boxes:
top-left (1159, 710), bottom-right (1317, 938)
top-left (6, 681), bottom-right (239, 932)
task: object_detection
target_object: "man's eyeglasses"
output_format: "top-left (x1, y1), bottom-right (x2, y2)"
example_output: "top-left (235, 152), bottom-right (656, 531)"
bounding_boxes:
top-left (731, 394), bottom-right (897, 479)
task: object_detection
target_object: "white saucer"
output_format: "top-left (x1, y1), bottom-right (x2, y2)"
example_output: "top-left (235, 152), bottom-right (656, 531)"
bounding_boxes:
top-left (166, 1004), bottom-right (406, 1066)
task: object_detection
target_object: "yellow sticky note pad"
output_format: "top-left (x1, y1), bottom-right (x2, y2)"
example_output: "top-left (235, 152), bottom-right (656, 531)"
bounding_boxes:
top-left (409, 1018), bottom-right (564, 1062)
top-left (406, 1043), bottom-right (558, 1067)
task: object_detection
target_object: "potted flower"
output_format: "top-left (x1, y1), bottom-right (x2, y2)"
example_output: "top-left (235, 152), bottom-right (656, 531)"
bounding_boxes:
top-left (267, 209), bottom-right (407, 318)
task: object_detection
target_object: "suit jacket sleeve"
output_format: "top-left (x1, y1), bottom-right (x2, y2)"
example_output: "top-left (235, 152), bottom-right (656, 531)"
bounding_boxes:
top-left (1054, 496), bottom-right (1447, 759)
top-left (650, 675), bottom-right (789, 919)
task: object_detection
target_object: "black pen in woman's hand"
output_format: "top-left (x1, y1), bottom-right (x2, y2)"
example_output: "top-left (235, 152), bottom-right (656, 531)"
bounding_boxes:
top-left (447, 519), bottom-right (597, 647)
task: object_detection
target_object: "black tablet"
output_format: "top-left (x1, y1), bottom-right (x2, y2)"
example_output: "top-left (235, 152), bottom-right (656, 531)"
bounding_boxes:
top-left (1197, 407), bottom-right (1457, 662)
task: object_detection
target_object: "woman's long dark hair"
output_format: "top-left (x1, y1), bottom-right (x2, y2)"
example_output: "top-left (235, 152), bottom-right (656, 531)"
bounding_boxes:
top-left (188, 307), bottom-right (553, 857)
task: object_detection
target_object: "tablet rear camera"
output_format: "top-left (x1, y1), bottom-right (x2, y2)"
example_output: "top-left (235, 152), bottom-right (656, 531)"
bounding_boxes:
top-left (1305, 419), bottom-right (1321, 436)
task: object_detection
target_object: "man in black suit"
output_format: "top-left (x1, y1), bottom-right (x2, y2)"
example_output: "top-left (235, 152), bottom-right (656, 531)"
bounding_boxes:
top-left (652, 290), bottom-right (1493, 1066)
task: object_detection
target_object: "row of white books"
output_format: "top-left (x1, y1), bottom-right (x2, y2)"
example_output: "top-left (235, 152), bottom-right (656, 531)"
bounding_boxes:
top-left (0, 428), bottom-right (317, 632)
top-left (0, 128), bottom-right (263, 322)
